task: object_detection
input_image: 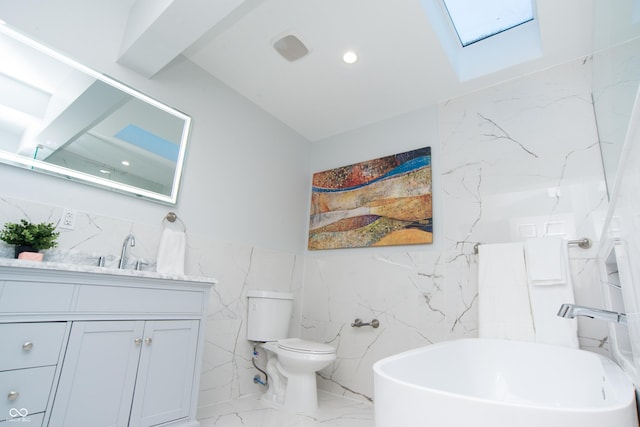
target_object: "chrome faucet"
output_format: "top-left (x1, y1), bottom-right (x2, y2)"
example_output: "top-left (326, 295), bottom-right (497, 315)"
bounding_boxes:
top-left (557, 303), bottom-right (627, 326)
top-left (118, 233), bottom-right (136, 269)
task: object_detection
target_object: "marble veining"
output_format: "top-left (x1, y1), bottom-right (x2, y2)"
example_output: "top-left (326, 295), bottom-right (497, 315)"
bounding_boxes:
top-left (478, 113), bottom-right (539, 158)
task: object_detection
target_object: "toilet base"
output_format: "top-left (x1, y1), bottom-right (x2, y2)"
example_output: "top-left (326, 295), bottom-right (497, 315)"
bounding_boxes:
top-left (259, 360), bottom-right (321, 412)
top-left (263, 356), bottom-right (286, 405)
top-left (281, 368), bottom-right (319, 412)
top-left (258, 342), bottom-right (335, 413)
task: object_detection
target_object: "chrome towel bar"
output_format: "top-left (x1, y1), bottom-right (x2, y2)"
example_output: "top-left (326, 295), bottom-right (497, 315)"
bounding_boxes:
top-left (473, 238), bottom-right (592, 255)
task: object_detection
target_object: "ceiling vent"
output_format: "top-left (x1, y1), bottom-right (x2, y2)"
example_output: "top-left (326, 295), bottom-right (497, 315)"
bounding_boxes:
top-left (273, 34), bottom-right (310, 62)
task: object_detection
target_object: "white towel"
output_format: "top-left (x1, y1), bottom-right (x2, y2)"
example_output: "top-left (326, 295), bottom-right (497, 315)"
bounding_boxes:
top-left (524, 237), bottom-right (566, 285)
top-left (524, 237), bottom-right (579, 348)
top-left (156, 228), bottom-right (186, 275)
top-left (478, 243), bottom-right (535, 342)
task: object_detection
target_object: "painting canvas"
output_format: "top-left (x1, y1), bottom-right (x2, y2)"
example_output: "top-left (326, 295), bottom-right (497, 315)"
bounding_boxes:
top-left (308, 147), bottom-right (432, 250)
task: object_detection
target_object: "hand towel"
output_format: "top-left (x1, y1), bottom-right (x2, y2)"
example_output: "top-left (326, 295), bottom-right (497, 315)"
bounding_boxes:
top-left (524, 237), bottom-right (579, 348)
top-left (524, 237), bottom-right (566, 285)
top-left (478, 242), bottom-right (535, 342)
top-left (156, 227), bottom-right (186, 275)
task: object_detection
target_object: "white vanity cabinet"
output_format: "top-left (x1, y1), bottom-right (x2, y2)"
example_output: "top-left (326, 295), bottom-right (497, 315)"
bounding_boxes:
top-left (0, 264), bottom-right (214, 427)
top-left (49, 319), bottom-right (200, 427)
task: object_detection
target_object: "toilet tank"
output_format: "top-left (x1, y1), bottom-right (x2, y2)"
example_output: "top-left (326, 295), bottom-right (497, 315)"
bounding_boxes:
top-left (247, 290), bottom-right (294, 342)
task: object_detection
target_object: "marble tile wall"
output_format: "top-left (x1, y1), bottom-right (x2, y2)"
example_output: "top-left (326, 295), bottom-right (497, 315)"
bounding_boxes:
top-left (0, 56), bottom-right (613, 411)
top-left (302, 57), bottom-right (611, 402)
top-left (0, 198), bottom-right (163, 267)
top-left (196, 242), bottom-right (304, 406)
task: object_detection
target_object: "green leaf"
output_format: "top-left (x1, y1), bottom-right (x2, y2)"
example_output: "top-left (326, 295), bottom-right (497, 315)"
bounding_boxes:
top-left (0, 219), bottom-right (60, 250)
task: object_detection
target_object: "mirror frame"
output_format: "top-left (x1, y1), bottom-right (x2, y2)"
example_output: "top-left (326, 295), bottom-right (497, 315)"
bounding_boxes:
top-left (0, 25), bottom-right (191, 205)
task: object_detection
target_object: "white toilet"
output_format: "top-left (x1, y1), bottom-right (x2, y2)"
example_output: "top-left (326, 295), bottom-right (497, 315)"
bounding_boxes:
top-left (247, 290), bottom-right (336, 412)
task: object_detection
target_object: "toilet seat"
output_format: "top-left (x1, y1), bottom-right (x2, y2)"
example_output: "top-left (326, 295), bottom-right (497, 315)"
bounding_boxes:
top-left (277, 338), bottom-right (335, 354)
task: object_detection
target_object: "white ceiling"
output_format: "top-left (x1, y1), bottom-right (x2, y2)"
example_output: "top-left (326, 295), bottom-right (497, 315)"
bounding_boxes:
top-left (4, 0), bottom-right (596, 142)
top-left (185, 0), bottom-right (595, 141)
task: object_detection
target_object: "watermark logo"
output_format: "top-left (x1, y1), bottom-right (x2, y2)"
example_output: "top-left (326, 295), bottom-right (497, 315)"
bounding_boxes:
top-left (8, 408), bottom-right (31, 423)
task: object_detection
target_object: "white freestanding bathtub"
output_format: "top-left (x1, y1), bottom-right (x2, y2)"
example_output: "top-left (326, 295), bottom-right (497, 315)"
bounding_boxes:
top-left (373, 339), bottom-right (639, 427)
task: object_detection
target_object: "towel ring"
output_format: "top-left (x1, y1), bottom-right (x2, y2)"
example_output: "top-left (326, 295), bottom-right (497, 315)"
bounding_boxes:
top-left (163, 211), bottom-right (186, 232)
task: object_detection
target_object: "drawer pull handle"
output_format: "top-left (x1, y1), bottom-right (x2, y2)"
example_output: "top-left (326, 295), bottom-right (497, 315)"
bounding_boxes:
top-left (134, 338), bottom-right (142, 345)
top-left (8, 390), bottom-right (19, 401)
top-left (144, 337), bottom-right (152, 345)
top-left (22, 342), bottom-right (33, 351)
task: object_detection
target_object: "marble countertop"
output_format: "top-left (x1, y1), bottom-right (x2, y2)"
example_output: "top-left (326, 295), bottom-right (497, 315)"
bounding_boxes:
top-left (0, 257), bottom-right (217, 284)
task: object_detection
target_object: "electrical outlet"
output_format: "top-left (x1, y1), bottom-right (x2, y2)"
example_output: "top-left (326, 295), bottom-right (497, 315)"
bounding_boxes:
top-left (59, 208), bottom-right (77, 230)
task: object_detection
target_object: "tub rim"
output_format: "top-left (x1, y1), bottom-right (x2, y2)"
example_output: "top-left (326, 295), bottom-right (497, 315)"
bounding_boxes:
top-left (372, 338), bottom-right (636, 413)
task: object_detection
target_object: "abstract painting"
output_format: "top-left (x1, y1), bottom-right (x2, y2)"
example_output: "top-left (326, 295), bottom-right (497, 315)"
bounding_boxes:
top-left (308, 147), bottom-right (432, 250)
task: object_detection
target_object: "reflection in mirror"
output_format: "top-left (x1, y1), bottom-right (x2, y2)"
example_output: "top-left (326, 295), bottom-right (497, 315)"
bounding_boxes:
top-left (591, 0), bottom-right (640, 197)
top-left (0, 25), bottom-right (191, 204)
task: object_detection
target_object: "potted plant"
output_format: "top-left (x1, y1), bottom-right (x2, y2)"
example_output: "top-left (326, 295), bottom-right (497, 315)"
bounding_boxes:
top-left (0, 219), bottom-right (60, 259)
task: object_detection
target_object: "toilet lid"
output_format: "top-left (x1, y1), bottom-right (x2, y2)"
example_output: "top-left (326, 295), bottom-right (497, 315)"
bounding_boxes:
top-left (277, 338), bottom-right (335, 354)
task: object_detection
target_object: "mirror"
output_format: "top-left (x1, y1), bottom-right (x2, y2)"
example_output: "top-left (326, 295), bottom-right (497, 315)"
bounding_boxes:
top-left (591, 0), bottom-right (640, 196)
top-left (0, 25), bottom-right (191, 204)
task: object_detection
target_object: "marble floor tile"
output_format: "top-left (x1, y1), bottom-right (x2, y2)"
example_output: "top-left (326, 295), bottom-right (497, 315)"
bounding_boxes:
top-left (198, 391), bottom-right (374, 427)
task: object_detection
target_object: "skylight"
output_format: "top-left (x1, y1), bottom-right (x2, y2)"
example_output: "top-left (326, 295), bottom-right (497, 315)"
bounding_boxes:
top-left (443, 0), bottom-right (534, 46)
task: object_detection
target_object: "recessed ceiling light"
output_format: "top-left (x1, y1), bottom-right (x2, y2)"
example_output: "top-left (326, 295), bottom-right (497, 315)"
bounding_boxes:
top-left (99, 169), bottom-right (111, 174)
top-left (343, 51), bottom-right (358, 64)
top-left (121, 160), bottom-right (130, 166)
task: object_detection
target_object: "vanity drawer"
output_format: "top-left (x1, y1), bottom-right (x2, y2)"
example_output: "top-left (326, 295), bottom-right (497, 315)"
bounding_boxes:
top-left (0, 366), bottom-right (56, 422)
top-left (0, 322), bottom-right (67, 371)
top-left (0, 281), bottom-right (75, 313)
top-left (75, 285), bottom-right (204, 314)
